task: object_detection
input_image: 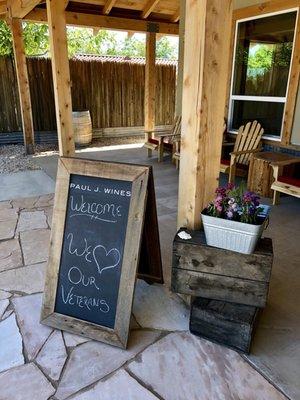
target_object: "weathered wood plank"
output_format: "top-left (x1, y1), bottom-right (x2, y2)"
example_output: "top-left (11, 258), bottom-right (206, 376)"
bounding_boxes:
top-left (190, 297), bottom-right (260, 354)
top-left (46, 0), bottom-right (75, 157)
top-left (172, 268), bottom-right (269, 308)
top-left (173, 230), bottom-right (273, 281)
top-left (41, 157), bottom-right (150, 348)
top-left (172, 229), bottom-right (273, 308)
top-left (144, 32), bottom-right (156, 156)
top-left (25, 8), bottom-right (179, 35)
top-left (10, 18), bottom-right (35, 154)
top-left (0, 57), bottom-right (176, 134)
top-left (178, 0), bottom-right (233, 229)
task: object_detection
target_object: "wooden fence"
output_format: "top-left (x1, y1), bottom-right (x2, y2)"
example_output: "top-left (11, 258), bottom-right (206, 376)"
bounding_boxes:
top-left (0, 56), bottom-right (176, 134)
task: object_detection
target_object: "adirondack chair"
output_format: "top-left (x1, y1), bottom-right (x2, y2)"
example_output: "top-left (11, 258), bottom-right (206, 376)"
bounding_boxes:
top-left (172, 139), bottom-right (181, 169)
top-left (144, 116), bottom-right (181, 162)
top-left (220, 120), bottom-right (264, 184)
top-left (173, 119), bottom-right (229, 170)
top-left (270, 158), bottom-right (300, 205)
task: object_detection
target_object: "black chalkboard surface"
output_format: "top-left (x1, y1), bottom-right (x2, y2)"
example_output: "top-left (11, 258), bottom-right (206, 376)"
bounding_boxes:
top-left (41, 157), bottom-right (162, 348)
top-left (55, 174), bottom-right (132, 329)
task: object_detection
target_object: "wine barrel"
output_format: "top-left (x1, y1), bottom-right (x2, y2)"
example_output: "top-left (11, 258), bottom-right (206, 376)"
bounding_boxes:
top-left (72, 111), bottom-right (92, 147)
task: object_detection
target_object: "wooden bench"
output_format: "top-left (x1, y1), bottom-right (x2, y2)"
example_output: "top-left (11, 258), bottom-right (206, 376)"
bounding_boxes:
top-left (270, 157), bottom-right (300, 205)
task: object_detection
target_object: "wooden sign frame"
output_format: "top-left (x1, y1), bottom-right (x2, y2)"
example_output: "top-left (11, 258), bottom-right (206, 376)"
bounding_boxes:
top-left (41, 157), bottom-right (149, 349)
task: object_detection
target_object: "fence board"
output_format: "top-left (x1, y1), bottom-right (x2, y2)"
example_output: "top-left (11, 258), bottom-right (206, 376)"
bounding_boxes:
top-left (0, 56), bottom-right (176, 134)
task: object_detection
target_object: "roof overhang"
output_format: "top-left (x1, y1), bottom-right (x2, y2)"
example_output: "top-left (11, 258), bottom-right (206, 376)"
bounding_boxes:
top-left (6, 0), bottom-right (179, 35)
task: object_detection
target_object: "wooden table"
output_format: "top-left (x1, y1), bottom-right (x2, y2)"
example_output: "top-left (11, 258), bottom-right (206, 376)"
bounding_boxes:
top-left (247, 152), bottom-right (297, 197)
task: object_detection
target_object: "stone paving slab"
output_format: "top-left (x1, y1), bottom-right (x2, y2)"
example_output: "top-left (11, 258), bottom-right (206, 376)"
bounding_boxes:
top-left (56, 330), bottom-right (161, 400)
top-left (71, 369), bottom-right (159, 400)
top-left (20, 228), bottom-right (50, 265)
top-left (12, 196), bottom-right (39, 210)
top-left (133, 280), bottom-right (189, 331)
top-left (0, 200), bottom-right (12, 210)
top-left (13, 293), bottom-right (52, 360)
top-left (17, 210), bottom-right (48, 232)
top-left (0, 314), bottom-right (24, 373)
top-left (0, 299), bottom-right (9, 318)
top-left (2, 309), bottom-right (13, 320)
top-left (42, 205), bottom-right (53, 227)
top-left (0, 208), bottom-right (18, 221)
top-left (0, 220), bottom-right (17, 241)
top-left (36, 330), bottom-right (68, 381)
top-left (128, 332), bottom-right (287, 400)
top-left (0, 262), bottom-right (46, 294)
top-left (0, 209), bottom-right (18, 240)
top-left (63, 332), bottom-right (90, 348)
top-left (0, 238), bottom-right (23, 272)
top-left (0, 289), bottom-right (11, 300)
top-left (0, 363), bottom-right (55, 400)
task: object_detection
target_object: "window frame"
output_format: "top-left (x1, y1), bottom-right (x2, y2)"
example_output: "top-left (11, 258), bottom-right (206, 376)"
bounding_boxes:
top-left (228, 7), bottom-right (299, 142)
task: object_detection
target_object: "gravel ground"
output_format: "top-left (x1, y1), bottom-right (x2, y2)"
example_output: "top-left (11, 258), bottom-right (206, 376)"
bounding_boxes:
top-left (0, 144), bottom-right (57, 174)
top-left (0, 136), bottom-right (144, 174)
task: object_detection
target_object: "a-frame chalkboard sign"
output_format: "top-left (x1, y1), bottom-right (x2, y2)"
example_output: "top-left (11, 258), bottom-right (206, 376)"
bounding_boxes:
top-left (41, 157), bottom-right (163, 349)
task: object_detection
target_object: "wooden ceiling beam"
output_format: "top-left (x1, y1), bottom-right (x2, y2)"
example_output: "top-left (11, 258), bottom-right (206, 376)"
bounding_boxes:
top-left (25, 8), bottom-right (179, 35)
top-left (103, 0), bottom-right (116, 15)
top-left (10, 0), bottom-right (42, 18)
top-left (127, 31), bottom-right (135, 39)
top-left (142, 0), bottom-right (161, 19)
top-left (0, 5), bottom-right (7, 14)
top-left (171, 9), bottom-right (180, 23)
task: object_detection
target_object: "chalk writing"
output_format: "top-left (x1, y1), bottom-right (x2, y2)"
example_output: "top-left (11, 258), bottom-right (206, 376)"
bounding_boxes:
top-left (61, 285), bottom-right (110, 312)
top-left (67, 233), bottom-right (121, 275)
top-left (55, 174), bottom-right (132, 329)
top-left (68, 266), bottom-right (100, 291)
top-left (70, 195), bottom-right (122, 223)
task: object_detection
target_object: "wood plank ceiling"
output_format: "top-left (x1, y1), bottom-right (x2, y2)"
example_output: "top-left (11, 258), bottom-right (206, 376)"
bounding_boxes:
top-left (5, 0), bottom-right (180, 24)
top-left (67, 0), bottom-right (180, 22)
top-left (0, 0), bottom-right (7, 17)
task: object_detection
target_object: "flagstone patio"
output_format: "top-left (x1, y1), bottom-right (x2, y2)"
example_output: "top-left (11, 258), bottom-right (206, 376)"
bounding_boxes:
top-left (0, 192), bottom-right (290, 400)
top-left (0, 146), bottom-right (299, 399)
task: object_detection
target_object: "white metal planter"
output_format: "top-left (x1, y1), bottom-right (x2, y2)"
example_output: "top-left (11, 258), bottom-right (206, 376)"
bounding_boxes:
top-left (201, 213), bottom-right (265, 254)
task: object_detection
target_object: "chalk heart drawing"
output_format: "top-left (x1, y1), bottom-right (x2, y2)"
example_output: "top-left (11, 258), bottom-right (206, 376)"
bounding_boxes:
top-left (93, 245), bottom-right (121, 274)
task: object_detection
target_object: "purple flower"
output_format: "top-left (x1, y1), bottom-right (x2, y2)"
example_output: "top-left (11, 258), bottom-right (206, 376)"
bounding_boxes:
top-left (226, 210), bottom-right (234, 219)
top-left (207, 184), bottom-right (261, 224)
top-left (243, 191), bottom-right (260, 206)
top-left (215, 187), bottom-right (226, 197)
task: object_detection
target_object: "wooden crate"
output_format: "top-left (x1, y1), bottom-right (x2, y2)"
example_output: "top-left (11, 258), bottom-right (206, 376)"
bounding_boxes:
top-left (190, 297), bottom-right (260, 354)
top-left (172, 229), bottom-right (273, 308)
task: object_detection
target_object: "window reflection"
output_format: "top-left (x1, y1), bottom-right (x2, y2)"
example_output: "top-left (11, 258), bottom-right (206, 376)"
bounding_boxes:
top-left (233, 12), bottom-right (296, 97)
top-left (230, 11), bottom-right (297, 139)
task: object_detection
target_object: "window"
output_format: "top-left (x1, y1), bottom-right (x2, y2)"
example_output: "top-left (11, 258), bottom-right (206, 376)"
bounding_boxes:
top-left (229, 10), bottom-right (298, 140)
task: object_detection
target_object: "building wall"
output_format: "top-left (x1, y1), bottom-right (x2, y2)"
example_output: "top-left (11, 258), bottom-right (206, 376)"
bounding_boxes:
top-left (233, 0), bottom-right (300, 147)
top-left (291, 83), bottom-right (300, 145)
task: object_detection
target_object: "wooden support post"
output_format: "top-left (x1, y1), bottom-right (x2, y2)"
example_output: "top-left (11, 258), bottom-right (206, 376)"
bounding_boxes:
top-left (11, 18), bottom-right (34, 155)
top-left (175, 0), bottom-right (185, 117)
top-left (46, 0), bottom-right (75, 157)
top-left (144, 32), bottom-right (156, 158)
top-left (177, 0), bottom-right (233, 229)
